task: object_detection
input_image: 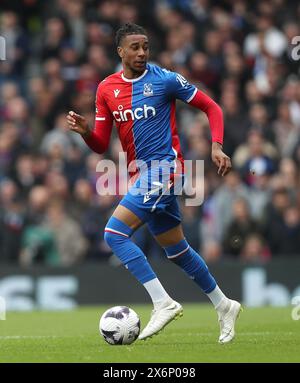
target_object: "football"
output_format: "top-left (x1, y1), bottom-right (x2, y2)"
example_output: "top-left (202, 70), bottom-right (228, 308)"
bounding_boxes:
top-left (99, 306), bottom-right (141, 345)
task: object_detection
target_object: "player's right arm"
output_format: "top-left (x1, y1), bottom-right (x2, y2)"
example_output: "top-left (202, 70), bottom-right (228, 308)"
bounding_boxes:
top-left (66, 83), bottom-right (113, 154)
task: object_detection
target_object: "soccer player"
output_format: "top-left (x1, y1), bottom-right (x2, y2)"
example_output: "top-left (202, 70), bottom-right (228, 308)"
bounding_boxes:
top-left (67, 23), bottom-right (241, 343)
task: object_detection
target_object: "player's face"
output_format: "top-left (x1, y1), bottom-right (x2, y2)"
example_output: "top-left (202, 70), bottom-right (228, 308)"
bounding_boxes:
top-left (118, 34), bottom-right (149, 74)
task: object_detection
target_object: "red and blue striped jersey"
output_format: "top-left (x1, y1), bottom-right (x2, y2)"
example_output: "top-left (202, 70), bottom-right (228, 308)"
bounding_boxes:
top-left (95, 63), bottom-right (197, 171)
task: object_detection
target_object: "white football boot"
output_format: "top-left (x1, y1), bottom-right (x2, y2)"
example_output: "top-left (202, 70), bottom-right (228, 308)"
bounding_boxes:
top-left (217, 298), bottom-right (242, 344)
top-left (138, 299), bottom-right (183, 340)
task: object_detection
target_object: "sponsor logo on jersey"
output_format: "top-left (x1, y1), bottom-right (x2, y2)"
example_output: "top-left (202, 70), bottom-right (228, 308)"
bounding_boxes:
top-left (113, 104), bottom-right (156, 122)
top-left (143, 83), bottom-right (153, 96)
top-left (143, 182), bottom-right (163, 203)
top-left (114, 89), bottom-right (120, 97)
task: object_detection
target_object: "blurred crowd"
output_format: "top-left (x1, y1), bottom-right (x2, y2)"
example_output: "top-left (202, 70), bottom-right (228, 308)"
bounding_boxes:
top-left (0, 0), bottom-right (300, 266)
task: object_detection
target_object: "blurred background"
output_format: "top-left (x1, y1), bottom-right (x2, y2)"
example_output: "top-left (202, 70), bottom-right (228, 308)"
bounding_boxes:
top-left (0, 0), bottom-right (299, 308)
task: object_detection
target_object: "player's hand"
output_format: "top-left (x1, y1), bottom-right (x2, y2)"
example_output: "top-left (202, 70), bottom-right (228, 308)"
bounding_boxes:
top-left (211, 142), bottom-right (232, 177)
top-left (67, 111), bottom-right (91, 138)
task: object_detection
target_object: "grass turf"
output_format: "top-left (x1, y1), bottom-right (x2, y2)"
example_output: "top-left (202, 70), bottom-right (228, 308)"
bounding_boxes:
top-left (0, 304), bottom-right (299, 363)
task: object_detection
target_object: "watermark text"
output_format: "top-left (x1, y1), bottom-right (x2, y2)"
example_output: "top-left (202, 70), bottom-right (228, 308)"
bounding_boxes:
top-left (95, 153), bottom-right (205, 206)
top-left (291, 296), bottom-right (300, 320)
top-left (0, 36), bottom-right (6, 61)
top-left (291, 36), bottom-right (300, 61)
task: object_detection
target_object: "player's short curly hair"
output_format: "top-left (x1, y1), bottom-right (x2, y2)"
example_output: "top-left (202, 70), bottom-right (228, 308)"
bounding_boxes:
top-left (115, 23), bottom-right (147, 47)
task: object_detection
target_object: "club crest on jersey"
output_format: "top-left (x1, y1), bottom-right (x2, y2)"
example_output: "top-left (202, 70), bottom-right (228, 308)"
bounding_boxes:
top-left (143, 83), bottom-right (153, 96)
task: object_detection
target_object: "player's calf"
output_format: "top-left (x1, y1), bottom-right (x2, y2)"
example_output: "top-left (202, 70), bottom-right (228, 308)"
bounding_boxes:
top-left (163, 238), bottom-right (242, 343)
top-left (104, 216), bottom-right (157, 284)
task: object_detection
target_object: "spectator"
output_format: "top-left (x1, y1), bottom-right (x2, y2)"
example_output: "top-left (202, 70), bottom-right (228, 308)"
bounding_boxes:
top-left (40, 17), bottom-right (71, 61)
top-left (221, 90), bottom-right (248, 157)
top-left (0, 179), bottom-right (24, 262)
top-left (20, 224), bottom-right (59, 267)
top-left (233, 129), bottom-right (278, 183)
top-left (45, 199), bottom-right (88, 266)
top-left (262, 187), bottom-right (292, 255)
top-left (0, 11), bottom-right (29, 77)
top-left (180, 203), bottom-right (201, 251)
top-left (276, 205), bottom-right (300, 256)
top-left (208, 171), bottom-right (249, 241)
top-left (241, 233), bottom-right (271, 263)
top-left (25, 185), bottom-right (50, 225)
top-left (12, 153), bottom-right (36, 198)
top-left (273, 101), bottom-right (300, 157)
top-left (202, 240), bottom-right (222, 264)
top-left (223, 198), bottom-right (262, 257)
top-left (243, 14), bottom-right (287, 59)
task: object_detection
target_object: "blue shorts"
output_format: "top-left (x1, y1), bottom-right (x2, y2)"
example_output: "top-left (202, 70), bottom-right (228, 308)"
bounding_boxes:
top-left (119, 165), bottom-right (184, 236)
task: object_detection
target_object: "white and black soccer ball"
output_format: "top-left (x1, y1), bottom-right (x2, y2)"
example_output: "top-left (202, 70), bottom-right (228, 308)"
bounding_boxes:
top-left (99, 306), bottom-right (140, 345)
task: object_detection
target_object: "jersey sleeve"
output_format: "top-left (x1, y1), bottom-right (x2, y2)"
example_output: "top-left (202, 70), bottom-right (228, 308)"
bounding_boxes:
top-left (95, 82), bottom-right (113, 126)
top-left (165, 70), bottom-right (197, 103)
top-left (83, 82), bottom-right (113, 154)
top-left (189, 89), bottom-right (224, 145)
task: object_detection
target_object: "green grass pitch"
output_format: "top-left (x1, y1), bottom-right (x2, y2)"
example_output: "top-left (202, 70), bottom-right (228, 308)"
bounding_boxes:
top-left (0, 304), bottom-right (299, 363)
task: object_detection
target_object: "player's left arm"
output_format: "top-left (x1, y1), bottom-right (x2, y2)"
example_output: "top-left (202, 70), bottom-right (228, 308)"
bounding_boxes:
top-left (188, 89), bottom-right (232, 177)
top-left (166, 71), bottom-right (231, 176)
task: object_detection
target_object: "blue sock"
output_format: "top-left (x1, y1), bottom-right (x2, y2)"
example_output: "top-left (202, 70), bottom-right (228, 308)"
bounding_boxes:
top-left (164, 239), bottom-right (216, 293)
top-left (104, 217), bottom-right (156, 284)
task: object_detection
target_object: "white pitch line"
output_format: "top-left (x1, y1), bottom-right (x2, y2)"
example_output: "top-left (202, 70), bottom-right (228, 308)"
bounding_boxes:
top-left (0, 335), bottom-right (60, 340)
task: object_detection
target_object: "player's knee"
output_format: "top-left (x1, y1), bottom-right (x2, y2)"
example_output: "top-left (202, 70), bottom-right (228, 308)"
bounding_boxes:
top-left (104, 216), bottom-right (134, 249)
top-left (104, 230), bottom-right (126, 249)
top-left (104, 230), bottom-right (114, 248)
top-left (163, 238), bottom-right (190, 260)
